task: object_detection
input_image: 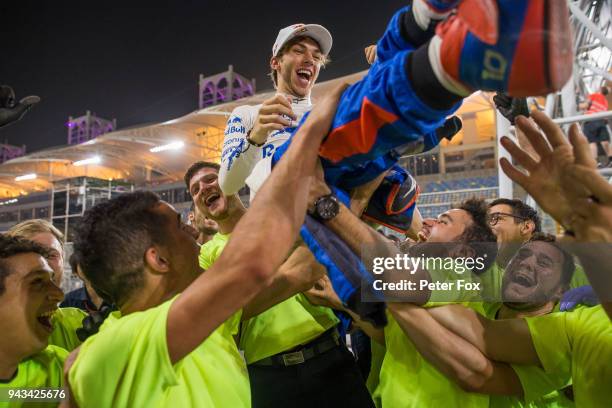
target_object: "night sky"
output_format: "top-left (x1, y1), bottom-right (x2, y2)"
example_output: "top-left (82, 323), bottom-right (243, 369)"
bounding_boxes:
top-left (1, 0), bottom-right (404, 153)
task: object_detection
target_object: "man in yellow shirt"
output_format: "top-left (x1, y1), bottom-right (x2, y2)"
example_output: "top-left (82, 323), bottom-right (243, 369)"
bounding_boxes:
top-left (0, 235), bottom-right (67, 406)
top-left (185, 160), bottom-right (372, 407)
top-left (7, 219), bottom-right (88, 352)
top-left (304, 185), bottom-right (499, 406)
top-left (66, 86), bottom-right (347, 407)
top-left (424, 295), bottom-right (610, 406)
top-left (487, 198), bottom-right (588, 291)
top-left (380, 234), bottom-right (577, 407)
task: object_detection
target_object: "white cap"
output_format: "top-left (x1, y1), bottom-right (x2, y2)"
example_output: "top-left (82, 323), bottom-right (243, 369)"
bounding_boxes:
top-left (272, 24), bottom-right (333, 57)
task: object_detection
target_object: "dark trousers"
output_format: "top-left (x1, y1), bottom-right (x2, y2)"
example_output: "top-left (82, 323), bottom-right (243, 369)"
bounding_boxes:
top-left (248, 344), bottom-right (375, 408)
top-left (351, 329), bottom-right (373, 380)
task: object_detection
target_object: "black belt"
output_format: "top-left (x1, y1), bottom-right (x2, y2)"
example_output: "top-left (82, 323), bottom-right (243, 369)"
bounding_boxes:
top-left (250, 328), bottom-right (341, 367)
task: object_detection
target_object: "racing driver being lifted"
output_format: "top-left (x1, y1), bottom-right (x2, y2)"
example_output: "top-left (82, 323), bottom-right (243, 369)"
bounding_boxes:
top-left (219, 23), bottom-right (332, 200)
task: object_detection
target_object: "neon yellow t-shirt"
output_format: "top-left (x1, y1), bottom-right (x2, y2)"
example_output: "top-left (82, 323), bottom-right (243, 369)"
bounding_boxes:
top-left (488, 365), bottom-right (574, 408)
top-left (569, 265), bottom-right (589, 289)
top-left (199, 233), bottom-right (243, 338)
top-left (0, 345), bottom-right (67, 408)
top-left (479, 263), bottom-right (504, 302)
top-left (199, 232), bottom-right (230, 270)
top-left (239, 293), bottom-right (338, 363)
top-left (69, 297), bottom-right (250, 408)
top-left (49, 307), bottom-right (87, 351)
top-left (376, 260), bottom-right (489, 407)
top-left (525, 305), bottom-right (612, 407)
top-left (201, 232), bottom-right (339, 364)
top-left (376, 307), bottom-right (489, 407)
top-left (366, 340), bottom-right (385, 408)
top-left (424, 262), bottom-right (484, 305)
top-left (484, 304), bottom-right (574, 408)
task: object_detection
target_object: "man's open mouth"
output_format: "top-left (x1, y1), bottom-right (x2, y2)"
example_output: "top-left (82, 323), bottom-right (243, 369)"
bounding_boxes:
top-left (513, 271), bottom-right (536, 288)
top-left (296, 69), bottom-right (313, 85)
top-left (204, 192), bottom-right (221, 207)
top-left (36, 310), bottom-right (55, 332)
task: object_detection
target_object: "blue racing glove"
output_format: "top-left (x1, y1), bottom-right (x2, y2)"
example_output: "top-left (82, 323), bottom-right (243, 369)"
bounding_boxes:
top-left (559, 285), bottom-right (599, 312)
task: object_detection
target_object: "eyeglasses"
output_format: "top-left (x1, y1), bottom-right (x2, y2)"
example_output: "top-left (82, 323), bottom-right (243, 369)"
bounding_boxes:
top-left (487, 212), bottom-right (528, 226)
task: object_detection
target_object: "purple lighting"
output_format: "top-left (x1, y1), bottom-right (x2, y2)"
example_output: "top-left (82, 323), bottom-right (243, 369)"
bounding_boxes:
top-left (66, 111), bottom-right (116, 145)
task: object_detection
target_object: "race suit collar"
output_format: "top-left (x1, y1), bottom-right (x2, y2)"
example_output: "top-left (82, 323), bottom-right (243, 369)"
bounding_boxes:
top-left (278, 93), bottom-right (311, 106)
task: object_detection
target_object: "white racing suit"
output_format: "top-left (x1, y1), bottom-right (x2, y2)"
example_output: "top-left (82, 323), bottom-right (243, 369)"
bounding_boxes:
top-left (219, 96), bottom-right (312, 201)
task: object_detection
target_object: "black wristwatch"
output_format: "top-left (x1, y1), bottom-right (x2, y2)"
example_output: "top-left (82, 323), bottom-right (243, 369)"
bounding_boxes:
top-left (310, 194), bottom-right (340, 221)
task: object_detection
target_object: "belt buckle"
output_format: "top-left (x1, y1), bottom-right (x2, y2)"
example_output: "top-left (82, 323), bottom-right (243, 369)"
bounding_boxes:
top-left (282, 351), bottom-right (305, 366)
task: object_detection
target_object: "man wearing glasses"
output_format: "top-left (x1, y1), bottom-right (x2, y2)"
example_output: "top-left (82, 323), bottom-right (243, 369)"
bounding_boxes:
top-left (487, 199), bottom-right (541, 267)
top-left (488, 198), bottom-right (588, 290)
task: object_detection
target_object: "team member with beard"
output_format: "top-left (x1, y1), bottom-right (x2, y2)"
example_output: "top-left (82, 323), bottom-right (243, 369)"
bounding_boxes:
top-left (487, 235), bottom-right (575, 408)
top-left (185, 161), bottom-right (373, 408)
top-left (424, 233), bottom-right (575, 407)
top-left (487, 199), bottom-right (589, 291)
top-left (0, 235), bottom-right (67, 403)
top-left (375, 200), bottom-right (497, 407)
top-left (497, 234), bottom-right (574, 319)
top-left (304, 183), bottom-right (498, 406)
top-left (219, 23), bottom-right (331, 201)
top-left (386, 234), bottom-right (577, 407)
top-left (421, 255), bottom-right (611, 405)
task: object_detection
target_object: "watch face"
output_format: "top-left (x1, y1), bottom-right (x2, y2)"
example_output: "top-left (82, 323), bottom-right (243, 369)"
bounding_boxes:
top-left (316, 196), bottom-right (339, 220)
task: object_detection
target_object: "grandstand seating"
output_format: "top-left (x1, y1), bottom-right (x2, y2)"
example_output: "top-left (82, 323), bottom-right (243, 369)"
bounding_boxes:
top-left (420, 176), bottom-right (498, 193)
top-left (417, 175), bottom-right (499, 219)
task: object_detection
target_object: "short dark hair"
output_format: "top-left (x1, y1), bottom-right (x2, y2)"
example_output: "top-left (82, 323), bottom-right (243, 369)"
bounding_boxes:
top-left (0, 234), bottom-right (49, 296)
top-left (601, 86), bottom-right (609, 96)
top-left (270, 35), bottom-right (330, 87)
top-left (456, 198), bottom-right (498, 272)
top-left (528, 232), bottom-right (575, 288)
top-left (489, 198), bottom-right (542, 233)
top-left (73, 191), bottom-right (170, 306)
top-left (184, 161), bottom-right (220, 191)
